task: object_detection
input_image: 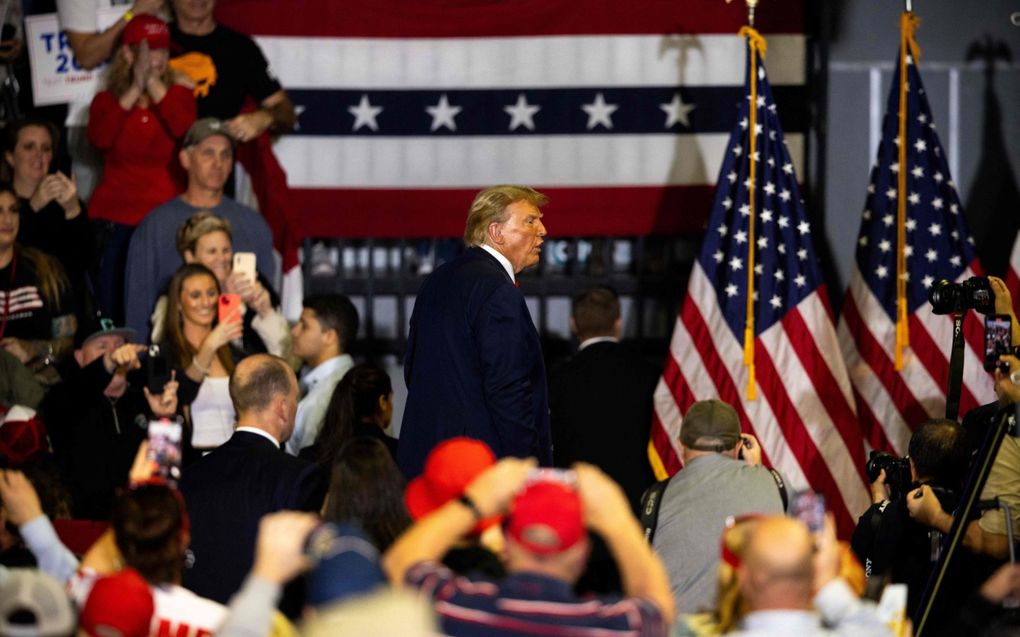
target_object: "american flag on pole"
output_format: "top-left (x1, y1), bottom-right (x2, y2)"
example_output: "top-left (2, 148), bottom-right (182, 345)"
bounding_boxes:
top-left (1006, 234), bottom-right (1020, 316)
top-left (649, 28), bottom-right (870, 536)
top-left (836, 14), bottom-right (994, 457)
top-left (216, 0), bottom-right (807, 240)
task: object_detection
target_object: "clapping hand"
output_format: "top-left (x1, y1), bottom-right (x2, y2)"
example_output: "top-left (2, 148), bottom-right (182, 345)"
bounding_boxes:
top-left (132, 39), bottom-right (151, 89)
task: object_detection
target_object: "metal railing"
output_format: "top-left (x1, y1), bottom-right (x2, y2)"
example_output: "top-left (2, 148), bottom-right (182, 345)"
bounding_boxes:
top-left (303, 235), bottom-right (700, 366)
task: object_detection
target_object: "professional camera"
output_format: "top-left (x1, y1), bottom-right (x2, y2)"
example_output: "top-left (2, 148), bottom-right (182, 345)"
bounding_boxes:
top-left (928, 276), bottom-right (995, 315)
top-left (866, 450), bottom-right (913, 501)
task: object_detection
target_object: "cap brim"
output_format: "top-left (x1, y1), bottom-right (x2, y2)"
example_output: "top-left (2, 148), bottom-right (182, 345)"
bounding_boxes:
top-left (404, 478), bottom-right (501, 534)
top-left (81, 328), bottom-right (138, 348)
top-left (404, 476), bottom-right (441, 521)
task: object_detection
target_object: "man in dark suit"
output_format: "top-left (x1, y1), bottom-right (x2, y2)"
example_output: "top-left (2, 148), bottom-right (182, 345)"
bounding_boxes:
top-left (549, 286), bottom-right (659, 594)
top-left (549, 286), bottom-right (658, 513)
top-left (398, 185), bottom-right (552, 478)
top-left (179, 354), bottom-right (326, 612)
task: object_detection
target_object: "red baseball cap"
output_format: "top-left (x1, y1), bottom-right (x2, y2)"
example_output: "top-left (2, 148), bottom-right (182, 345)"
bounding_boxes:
top-left (0, 405), bottom-right (47, 464)
top-left (405, 437), bottom-right (500, 531)
top-left (79, 569), bottom-right (155, 637)
top-left (122, 14), bottom-right (170, 49)
top-left (506, 479), bottom-right (585, 555)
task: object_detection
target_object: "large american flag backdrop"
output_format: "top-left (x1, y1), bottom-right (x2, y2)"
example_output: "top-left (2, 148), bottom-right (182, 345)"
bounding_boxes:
top-left (215, 0), bottom-right (807, 240)
top-left (836, 17), bottom-right (995, 459)
top-left (649, 30), bottom-right (870, 537)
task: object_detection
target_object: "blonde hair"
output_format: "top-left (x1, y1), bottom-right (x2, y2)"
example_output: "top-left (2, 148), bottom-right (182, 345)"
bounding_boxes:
top-left (104, 45), bottom-right (178, 97)
top-left (715, 517), bottom-right (760, 632)
top-left (463, 185), bottom-right (547, 246)
top-left (175, 211), bottom-right (233, 258)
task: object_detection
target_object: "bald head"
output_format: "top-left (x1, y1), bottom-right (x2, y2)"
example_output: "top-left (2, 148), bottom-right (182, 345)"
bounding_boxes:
top-left (739, 517), bottom-right (814, 611)
top-left (229, 355), bottom-right (299, 439)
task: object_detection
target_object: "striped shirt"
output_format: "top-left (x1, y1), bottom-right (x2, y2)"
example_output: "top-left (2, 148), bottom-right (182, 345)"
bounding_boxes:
top-left (406, 561), bottom-right (666, 637)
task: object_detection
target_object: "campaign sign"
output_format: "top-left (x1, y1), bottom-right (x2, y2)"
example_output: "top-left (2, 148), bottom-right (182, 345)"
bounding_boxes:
top-left (25, 9), bottom-right (122, 106)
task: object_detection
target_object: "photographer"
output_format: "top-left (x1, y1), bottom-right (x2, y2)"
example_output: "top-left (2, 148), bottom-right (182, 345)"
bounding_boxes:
top-left (908, 355), bottom-right (1020, 561)
top-left (908, 276), bottom-right (1020, 561)
top-left (851, 419), bottom-right (971, 617)
top-left (649, 399), bottom-right (787, 615)
top-left (41, 315), bottom-right (179, 520)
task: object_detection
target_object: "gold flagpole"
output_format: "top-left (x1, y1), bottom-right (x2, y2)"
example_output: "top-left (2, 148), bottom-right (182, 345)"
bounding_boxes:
top-left (737, 0), bottom-right (764, 400)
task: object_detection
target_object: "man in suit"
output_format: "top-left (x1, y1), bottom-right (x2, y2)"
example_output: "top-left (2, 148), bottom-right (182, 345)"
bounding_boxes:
top-left (179, 354), bottom-right (326, 612)
top-left (398, 185), bottom-right (552, 478)
top-left (548, 286), bottom-right (659, 594)
top-left (549, 286), bottom-right (658, 514)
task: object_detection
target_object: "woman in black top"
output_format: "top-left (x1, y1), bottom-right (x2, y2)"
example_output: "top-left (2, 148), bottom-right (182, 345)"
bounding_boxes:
top-left (302, 363), bottom-right (397, 469)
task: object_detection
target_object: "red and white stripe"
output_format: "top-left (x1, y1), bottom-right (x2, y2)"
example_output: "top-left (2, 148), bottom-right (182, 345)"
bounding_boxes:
top-left (652, 264), bottom-right (870, 537)
top-left (1007, 231), bottom-right (1020, 316)
top-left (837, 262), bottom-right (995, 456)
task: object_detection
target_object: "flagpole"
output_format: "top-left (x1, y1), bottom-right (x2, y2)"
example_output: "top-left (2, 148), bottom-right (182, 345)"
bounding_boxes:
top-left (739, 1), bottom-right (764, 400)
top-left (894, 9), bottom-right (921, 370)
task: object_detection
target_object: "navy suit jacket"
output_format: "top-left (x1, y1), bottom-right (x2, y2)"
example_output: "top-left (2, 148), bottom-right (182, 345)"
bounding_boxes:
top-left (179, 430), bottom-right (326, 606)
top-left (398, 247), bottom-right (552, 477)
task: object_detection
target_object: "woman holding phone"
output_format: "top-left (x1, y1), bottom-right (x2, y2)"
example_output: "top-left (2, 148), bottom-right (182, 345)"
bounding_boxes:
top-left (149, 211), bottom-right (289, 358)
top-left (160, 263), bottom-right (242, 451)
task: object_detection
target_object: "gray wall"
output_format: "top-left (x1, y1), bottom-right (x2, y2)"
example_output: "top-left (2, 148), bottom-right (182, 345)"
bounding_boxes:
top-left (823, 0), bottom-right (1020, 291)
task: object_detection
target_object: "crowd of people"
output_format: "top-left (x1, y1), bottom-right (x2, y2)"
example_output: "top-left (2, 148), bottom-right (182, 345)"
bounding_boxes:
top-left (0, 1), bottom-right (1019, 636)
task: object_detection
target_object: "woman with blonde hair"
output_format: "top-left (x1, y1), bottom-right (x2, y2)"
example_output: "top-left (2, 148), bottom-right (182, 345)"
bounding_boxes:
top-left (87, 14), bottom-right (196, 320)
top-left (149, 211), bottom-right (289, 358)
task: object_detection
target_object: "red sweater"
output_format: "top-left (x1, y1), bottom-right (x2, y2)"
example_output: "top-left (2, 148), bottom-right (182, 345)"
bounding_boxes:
top-left (87, 83), bottom-right (197, 226)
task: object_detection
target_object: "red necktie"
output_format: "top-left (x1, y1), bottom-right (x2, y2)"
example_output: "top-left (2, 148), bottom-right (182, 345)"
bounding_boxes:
top-left (514, 278), bottom-right (520, 288)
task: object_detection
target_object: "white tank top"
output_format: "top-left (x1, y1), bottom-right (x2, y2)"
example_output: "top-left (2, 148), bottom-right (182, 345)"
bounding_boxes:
top-left (189, 377), bottom-right (235, 449)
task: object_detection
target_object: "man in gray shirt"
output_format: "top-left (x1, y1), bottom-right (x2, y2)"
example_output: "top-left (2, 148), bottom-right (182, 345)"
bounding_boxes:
top-left (651, 399), bottom-right (786, 614)
top-left (123, 118), bottom-right (276, 338)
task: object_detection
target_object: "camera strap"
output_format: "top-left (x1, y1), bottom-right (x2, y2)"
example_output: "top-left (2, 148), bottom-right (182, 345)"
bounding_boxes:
top-left (945, 313), bottom-right (966, 420)
top-left (638, 478), bottom-right (670, 544)
top-left (769, 468), bottom-right (789, 511)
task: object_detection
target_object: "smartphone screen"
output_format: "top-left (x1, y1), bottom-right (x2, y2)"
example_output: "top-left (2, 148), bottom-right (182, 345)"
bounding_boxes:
top-left (147, 420), bottom-right (183, 485)
top-left (790, 490), bottom-right (826, 533)
top-left (984, 314), bottom-right (1012, 372)
top-left (232, 252), bottom-right (256, 283)
top-left (218, 293), bottom-right (242, 325)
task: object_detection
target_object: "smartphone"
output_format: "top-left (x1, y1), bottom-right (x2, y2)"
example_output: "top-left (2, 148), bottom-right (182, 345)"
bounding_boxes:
top-left (218, 293), bottom-right (242, 325)
top-left (232, 252), bottom-right (256, 284)
top-left (527, 467), bottom-right (577, 488)
top-left (146, 344), bottom-right (170, 395)
top-left (147, 419), bottom-right (183, 485)
top-left (983, 314), bottom-right (1012, 372)
top-left (790, 490), bottom-right (826, 533)
top-left (48, 153), bottom-right (72, 177)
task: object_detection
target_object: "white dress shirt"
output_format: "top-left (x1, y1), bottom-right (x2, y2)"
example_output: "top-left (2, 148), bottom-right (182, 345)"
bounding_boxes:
top-left (479, 244), bottom-right (516, 283)
top-left (285, 354), bottom-right (354, 455)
